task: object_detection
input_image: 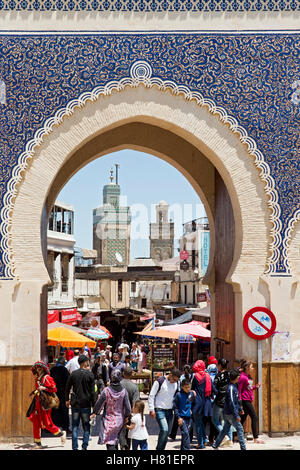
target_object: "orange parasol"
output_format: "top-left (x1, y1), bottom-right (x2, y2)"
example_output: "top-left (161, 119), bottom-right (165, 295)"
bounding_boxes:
top-left (48, 326), bottom-right (96, 348)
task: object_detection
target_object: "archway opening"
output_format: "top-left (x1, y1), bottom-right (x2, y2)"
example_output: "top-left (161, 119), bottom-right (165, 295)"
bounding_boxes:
top-left (10, 86), bottom-right (271, 373)
top-left (1, 79), bottom-right (277, 441)
top-left (43, 121), bottom-right (236, 368)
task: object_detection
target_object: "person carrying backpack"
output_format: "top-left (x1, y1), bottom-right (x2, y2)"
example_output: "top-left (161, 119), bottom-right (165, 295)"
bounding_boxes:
top-left (212, 369), bottom-right (246, 451)
top-left (212, 358), bottom-right (233, 446)
top-left (148, 368), bottom-right (181, 450)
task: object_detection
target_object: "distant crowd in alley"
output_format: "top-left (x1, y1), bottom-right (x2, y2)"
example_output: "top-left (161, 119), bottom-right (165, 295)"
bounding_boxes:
top-left (28, 341), bottom-right (265, 450)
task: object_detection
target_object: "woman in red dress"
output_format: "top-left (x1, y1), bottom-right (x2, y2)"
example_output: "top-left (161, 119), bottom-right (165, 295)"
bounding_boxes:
top-left (28, 361), bottom-right (66, 448)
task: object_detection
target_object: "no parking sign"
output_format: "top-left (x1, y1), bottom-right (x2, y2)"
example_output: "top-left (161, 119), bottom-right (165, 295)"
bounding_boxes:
top-left (243, 306), bottom-right (277, 434)
top-left (243, 306), bottom-right (277, 341)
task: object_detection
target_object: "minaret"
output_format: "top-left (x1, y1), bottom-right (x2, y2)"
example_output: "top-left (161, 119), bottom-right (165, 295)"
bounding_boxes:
top-left (150, 201), bottom-right (174, 263)
top-left (93, 166), bottom-right (131, 266)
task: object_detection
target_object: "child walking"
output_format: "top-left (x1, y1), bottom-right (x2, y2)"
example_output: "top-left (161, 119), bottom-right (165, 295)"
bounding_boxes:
top-left (173, 379), bottom-right (196, 450)
top-left (127, 400), bottom-right (149, 450)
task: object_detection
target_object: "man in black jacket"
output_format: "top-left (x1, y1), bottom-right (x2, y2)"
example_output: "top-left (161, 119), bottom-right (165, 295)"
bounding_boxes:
top-left (65, 355), bottom-right (96, 450)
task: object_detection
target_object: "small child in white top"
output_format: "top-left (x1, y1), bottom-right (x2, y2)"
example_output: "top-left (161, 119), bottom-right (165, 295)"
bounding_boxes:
top-left (126, 400), bottom-right (149, 450)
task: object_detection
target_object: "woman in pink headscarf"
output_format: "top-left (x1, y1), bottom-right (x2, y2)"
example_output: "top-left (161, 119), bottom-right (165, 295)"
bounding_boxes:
top-left (191, 360), bottom-right (212, 449)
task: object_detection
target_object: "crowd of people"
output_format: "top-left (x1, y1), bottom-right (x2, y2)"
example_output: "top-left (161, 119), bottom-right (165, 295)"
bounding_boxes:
top-left (27, 342), bottom-right (148, 449)
top-left (148, 357), bottom-right (264, 451)
top-left (27, 342), bottom-right (264, 451)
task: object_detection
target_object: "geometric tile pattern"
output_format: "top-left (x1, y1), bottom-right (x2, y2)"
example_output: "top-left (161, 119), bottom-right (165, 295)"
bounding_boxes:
top-left (0, 33), bottom-right (299, 277)
top-left (0, 0), bottom-right (299, 12)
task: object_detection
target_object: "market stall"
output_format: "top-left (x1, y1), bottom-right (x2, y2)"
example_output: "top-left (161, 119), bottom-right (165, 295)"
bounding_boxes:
top-left (135, 320), bottom-right (211, 378)
top-left (151, 342), bottom-right (177, 380)
top-left (165, 321), bottom-right (211, 365)
top-left (135, 328), bottom-right (177, 386)
top-left (131, 371), bottom-right (152, 394)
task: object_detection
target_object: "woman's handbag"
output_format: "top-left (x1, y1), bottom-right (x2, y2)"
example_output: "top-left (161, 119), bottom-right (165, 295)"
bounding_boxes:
top-left (38, 376), bottom-right (60, 410)
top-left (39, 390), bottom-right (60, 410)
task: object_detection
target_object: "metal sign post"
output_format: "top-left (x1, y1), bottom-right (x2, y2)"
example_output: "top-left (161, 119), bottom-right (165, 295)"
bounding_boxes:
top-left (243, 307), bottom-right (277, 435)
top-left (257, 340), bottom-right (263, 433)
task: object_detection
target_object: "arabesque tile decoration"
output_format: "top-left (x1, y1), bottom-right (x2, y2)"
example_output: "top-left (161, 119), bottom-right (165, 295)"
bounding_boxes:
top-left (0, 34), bottom-right (299, 277)
top-left (0, 0), bottom-right (299, 11)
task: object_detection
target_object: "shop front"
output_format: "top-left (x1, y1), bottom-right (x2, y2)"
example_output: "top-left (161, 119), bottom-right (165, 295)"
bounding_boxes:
top-left (48, 308), bottom-right (82, 326)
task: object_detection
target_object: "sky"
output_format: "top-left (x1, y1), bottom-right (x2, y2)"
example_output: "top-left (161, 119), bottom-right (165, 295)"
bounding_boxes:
top-left (58, 149), bottom-right (206, 260)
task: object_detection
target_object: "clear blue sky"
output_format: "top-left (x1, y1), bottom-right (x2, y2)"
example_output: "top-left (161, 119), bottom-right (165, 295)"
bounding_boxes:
top-left (58, 149), bottom-right (206, 260)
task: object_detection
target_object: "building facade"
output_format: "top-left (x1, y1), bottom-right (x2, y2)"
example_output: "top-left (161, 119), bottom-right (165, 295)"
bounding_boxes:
top-left (0, 5), bottom-right (299, 438)
top-left (129, 258), bottom-right (173, 310)
top-left (47, 201), bottom-right (76, 310)
top-left (74, 247), bottom-right (101, 315)
top-left (178, 217), bottom-right (210, 306)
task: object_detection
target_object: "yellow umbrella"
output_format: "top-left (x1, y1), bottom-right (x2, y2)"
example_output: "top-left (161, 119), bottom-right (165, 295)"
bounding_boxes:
top-left (48, 326), bottom-right (96, 348)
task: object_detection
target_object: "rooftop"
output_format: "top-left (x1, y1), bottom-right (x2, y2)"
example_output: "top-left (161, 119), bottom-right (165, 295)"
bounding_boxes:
top-left (129, 258), bottom-right (157, 268)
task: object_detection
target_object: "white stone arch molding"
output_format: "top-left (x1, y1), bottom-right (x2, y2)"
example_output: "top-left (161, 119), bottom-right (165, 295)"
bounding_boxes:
top-left (0, 60), bottom-right (280, 279)
top-left (284, 208), bottom-right (300, 275)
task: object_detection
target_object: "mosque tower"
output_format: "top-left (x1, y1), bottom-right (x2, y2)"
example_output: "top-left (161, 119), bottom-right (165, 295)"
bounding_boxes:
top-left (93, 165), bottom-right (131, 266)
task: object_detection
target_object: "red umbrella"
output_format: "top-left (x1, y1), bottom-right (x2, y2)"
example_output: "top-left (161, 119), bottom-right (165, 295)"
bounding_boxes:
top-left (158, 321), bottom-right (210, 340)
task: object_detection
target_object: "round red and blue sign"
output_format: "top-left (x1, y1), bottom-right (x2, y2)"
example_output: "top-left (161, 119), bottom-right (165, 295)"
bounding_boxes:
top-left (243, 307), bottom-right (277, 341)
top-left (180, 250), bottom-right (189, 261)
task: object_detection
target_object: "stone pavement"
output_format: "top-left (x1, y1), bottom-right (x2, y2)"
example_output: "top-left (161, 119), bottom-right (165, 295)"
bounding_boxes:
top-left (1, 393), bottom-right (300, 451)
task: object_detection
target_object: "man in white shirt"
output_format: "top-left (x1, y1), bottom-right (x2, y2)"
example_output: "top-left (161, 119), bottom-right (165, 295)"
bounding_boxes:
top-left (148, 368), bottom-right (181, 450)
top-left (66, 349), bottom-right (80, 374)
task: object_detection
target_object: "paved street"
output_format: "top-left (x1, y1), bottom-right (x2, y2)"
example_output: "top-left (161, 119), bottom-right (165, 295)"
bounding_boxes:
top-left (1, 393), bottom-right (299, 451)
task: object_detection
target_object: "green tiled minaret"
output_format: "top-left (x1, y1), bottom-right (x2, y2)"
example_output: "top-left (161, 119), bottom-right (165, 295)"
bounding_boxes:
top-left (93, 166), bottom-right (131, 266)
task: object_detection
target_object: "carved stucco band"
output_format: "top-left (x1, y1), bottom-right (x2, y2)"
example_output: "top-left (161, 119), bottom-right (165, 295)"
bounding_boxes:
top-left (0, 60), bottom-right (286, 279)
top-left (284, 208), bottom-right (300, 273)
